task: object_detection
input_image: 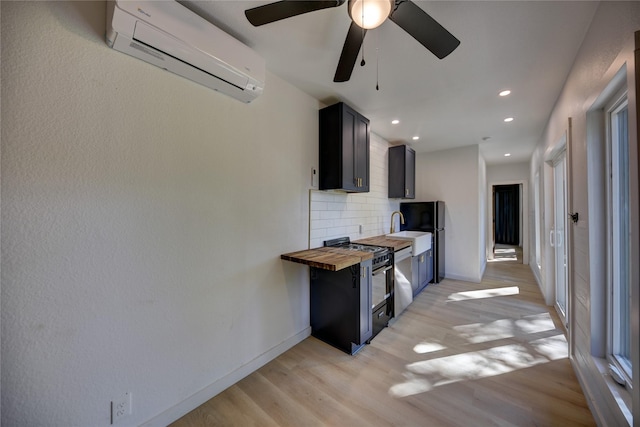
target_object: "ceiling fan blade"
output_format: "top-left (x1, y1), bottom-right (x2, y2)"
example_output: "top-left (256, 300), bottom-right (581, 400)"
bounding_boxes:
top-left (334, 22), bottom-right (367, 82)
top-left (389, 0), bottom-right (460, 59)
top-left (245, 1), bottom-right (345, 27)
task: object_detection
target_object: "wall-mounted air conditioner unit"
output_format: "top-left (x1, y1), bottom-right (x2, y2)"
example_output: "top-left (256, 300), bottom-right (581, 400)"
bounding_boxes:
top-left (106, 0), bottom-right (265, 103)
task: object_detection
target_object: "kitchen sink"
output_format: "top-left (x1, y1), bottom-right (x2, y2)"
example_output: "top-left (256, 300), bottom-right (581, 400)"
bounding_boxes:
top-left (386, 231), bottom-right (432, 256)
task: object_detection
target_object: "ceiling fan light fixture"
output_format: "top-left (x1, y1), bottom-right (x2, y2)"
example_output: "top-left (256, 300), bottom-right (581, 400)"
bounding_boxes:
top-left (348, 0), bottom-right (393, 29)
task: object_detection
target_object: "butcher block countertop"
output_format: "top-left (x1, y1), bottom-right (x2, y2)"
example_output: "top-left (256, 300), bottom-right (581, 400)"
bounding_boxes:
top-left (280, 247), bottom-right (373, 271)
top-left (353, 236), bottom-right (412, 252)
top-left (280, 235), bottom-right (412, 271)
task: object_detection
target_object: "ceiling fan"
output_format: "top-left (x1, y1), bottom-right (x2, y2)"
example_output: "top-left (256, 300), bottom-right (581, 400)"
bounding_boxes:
top-left (245, 0), bottom-right (460, 82)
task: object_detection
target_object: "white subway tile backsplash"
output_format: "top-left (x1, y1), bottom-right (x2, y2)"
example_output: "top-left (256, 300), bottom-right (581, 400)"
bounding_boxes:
top-left (310, 219), bottom-right (335, 229)
top-left (327, 202), bottom-right (347, 211)
top-left (308, 135), bottom-right (400, 246)
top-left (310, 228), bottom-right (327, 239)
top-left (319, 211), bottom-right (341, 220)
top-left (310, 201), bottom-right (328, 211)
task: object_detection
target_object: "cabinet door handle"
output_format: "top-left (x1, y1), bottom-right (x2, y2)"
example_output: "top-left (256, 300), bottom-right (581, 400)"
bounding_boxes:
top-left (405, 188), bottom-right (409, 197)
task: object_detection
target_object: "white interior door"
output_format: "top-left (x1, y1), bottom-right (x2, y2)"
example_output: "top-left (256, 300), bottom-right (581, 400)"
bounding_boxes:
top-left (552, 152), bottom-right (568, 322)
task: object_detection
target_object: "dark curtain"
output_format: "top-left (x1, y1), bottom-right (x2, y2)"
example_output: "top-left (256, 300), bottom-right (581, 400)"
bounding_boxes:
top-left (495, 184), bottom-right (519, 245)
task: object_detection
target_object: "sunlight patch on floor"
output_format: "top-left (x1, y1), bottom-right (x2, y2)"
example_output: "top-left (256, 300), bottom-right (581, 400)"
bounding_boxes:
top-left (487, 256), bottom-right (518, 263)
top-left (447, 286), bottom-right (519, 301)
top-left (453, 312), bottom-right (556, 344)
top-left (413, 342), bottom-right (447, 354)
top-left (389, 334), bottom-right (568, 398)
top-left (488, 247), bottom-right (518, 263)
top-left (495, 248), bottom-right (516, 254)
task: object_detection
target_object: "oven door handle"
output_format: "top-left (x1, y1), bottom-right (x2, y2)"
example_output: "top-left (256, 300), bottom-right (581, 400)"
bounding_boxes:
top-left (372, 265), bottom-right (393, 276)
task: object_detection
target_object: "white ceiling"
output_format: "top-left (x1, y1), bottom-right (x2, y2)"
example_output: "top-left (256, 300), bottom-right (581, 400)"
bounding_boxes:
top-left (182, 1), bottom-right (598, 164)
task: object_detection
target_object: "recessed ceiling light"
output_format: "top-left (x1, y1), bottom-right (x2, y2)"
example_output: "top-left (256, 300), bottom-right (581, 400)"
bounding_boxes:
top-left (504, 117), bottom-right (514, 122)
top-left (412, 136), bottom-right (419, 140)
top-left (499, 90), bottom-right (511, 97)
top-left (391, 119), bottom-right (400, 125)
top-left (504, 153), bottom-right (511, 157)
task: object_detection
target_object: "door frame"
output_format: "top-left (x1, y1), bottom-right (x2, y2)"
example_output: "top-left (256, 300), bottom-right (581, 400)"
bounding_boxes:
top-left (544, 119), bottom-right (574, 352)
top-left (486, 180), bottom-right (528, 264)
top-left (494, 184), bottom-right (521, 246)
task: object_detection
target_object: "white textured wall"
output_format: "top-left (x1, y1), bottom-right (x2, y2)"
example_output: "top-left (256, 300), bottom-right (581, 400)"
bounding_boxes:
top-left (1, 2), bottom-right (319, 426)
top-left (487, 162), bottom-right (530, 183)
top-left (415, 145), bottom-right (482, 282)
top-left (528, 2), bottom-right (640, 424)
top-left (309, 133), bottom-right (399, 248)
top-left (478, 154), bottom-right (487, 277)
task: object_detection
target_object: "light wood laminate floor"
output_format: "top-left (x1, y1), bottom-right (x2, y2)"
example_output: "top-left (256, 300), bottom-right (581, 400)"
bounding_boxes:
top-left (172, 247), bottom-right (595, 426)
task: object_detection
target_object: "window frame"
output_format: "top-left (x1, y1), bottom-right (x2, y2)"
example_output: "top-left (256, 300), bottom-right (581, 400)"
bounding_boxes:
top-left (605, 88), bottom-right (632, 386)
top-left (534, 170), bottom-right (542, 269)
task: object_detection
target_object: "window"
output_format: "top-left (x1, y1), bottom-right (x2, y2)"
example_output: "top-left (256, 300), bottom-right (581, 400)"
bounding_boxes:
top-left (534, 170), bottom-right (541, 268)
top-left (607, 91), bottom-right (631, 383)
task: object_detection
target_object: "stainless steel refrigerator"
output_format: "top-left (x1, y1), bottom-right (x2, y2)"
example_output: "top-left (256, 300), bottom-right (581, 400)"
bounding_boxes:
top-left (400, 201), bottom-right (445, 283)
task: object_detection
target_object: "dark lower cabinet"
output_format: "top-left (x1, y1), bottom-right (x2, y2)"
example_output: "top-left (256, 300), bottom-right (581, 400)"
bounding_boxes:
top-left (425, 248), bottom-right (434, 284)
top-left (310, 260), bottom-right (372, 354)
top-left (412, 249), bottom-right (433, 296)
top-left (319, 102), bottom-right (370, 192)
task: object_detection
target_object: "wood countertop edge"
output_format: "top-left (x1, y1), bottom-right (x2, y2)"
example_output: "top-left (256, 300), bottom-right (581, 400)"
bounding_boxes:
top-left (352, 236), bottom-right (412, 251)
top-left (280, 234), bottom-right (413, 271)
top-left (281, 247), bottom-right (373, 271)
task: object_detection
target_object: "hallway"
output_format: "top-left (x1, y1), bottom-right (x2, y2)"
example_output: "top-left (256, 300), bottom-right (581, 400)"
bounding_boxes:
top-left (490, 244), bottom-right (524, 264)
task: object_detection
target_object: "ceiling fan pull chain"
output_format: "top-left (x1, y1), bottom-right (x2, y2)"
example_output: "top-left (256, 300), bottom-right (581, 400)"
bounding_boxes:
top-left (360, 0), bottom-right (366, 66)
top-left (376, 31), bottom-right (380, 90)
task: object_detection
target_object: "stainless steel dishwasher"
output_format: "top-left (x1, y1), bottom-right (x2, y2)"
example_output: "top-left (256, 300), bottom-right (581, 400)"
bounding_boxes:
top-left (394, 246), bottom-right (413, 316)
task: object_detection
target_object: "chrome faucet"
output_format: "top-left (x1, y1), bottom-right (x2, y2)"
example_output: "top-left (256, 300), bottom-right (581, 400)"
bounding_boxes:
top-left (390, 211), bottom-right (405, 233)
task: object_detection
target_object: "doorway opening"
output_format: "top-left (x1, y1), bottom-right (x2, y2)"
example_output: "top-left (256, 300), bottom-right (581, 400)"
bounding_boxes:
top-left (494, 184), bottom-right (520, 245)
top-left (490, 184), bottom-right (523, 264)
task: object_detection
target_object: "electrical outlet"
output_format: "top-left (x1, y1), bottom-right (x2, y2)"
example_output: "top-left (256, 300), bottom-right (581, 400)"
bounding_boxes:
top-left (311, 166), bottom-right (318, 188)
top-left (111, 392), bottom-right (131, 424)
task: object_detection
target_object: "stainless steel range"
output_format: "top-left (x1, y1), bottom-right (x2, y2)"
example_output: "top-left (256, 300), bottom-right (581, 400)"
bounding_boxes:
top-left (322, 237), bottom-right (394, 346)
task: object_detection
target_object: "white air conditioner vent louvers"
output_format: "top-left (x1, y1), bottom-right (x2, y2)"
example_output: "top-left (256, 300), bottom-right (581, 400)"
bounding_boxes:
top-left (106, 0), bottom-right (265, 103)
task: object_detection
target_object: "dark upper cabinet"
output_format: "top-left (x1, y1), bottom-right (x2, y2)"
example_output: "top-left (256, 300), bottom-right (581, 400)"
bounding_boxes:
top-left (388, 144), bottom-right (415, 199)
top-left (319, 102), bottom-right (370, 192)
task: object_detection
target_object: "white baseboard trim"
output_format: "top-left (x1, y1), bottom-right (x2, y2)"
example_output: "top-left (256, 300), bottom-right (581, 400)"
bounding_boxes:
top-left (529, 263), bottom-right (544, 293)
top-left (141, 326), bottom-right (312, 427)
top-left (479, 260), bottom-right (487, 279)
